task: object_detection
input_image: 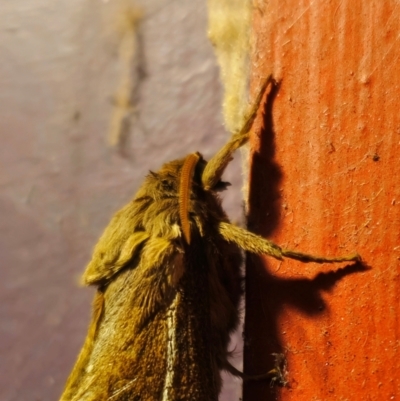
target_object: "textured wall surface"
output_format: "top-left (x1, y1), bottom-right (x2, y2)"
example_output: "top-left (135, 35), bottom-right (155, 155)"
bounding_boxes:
top-left (244, 1), bottom-right (400, 400)
top-left (0, 1), bottom-right (245, 400)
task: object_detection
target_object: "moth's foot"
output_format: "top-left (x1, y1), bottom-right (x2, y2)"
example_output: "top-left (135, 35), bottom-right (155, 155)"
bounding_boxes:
top-left (269, 353), bottom-right (288, 387)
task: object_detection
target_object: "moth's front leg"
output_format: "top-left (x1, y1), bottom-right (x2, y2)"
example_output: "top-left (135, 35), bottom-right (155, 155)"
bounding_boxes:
top-left (202, 75), bottom-right (274, 190)
top-left (218, 222), bottom-right (360, 263)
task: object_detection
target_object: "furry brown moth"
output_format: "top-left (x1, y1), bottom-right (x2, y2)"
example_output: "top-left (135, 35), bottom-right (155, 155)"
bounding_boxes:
top-left (59, 76), bottom-right (360, 401)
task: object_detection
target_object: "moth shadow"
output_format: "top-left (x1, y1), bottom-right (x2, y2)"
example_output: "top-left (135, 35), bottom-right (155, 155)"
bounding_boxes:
top-left (243, 81), bottom-right (368, 399)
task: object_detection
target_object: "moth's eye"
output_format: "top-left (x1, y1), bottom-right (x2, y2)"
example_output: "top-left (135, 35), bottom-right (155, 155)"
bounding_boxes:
top-left (161, 179), bottom-right (174, 191)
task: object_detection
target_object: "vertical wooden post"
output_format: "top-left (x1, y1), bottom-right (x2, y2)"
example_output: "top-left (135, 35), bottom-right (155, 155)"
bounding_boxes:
top-left (244, 1), bottom-right (400, 400)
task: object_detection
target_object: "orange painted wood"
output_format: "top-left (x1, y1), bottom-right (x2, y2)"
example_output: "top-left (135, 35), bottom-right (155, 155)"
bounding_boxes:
top-left (244, 1), bottom-right (400, 400)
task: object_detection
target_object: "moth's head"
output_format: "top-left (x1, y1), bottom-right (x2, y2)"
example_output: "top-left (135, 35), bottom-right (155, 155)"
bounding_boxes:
top-left (137, 152), bottom-right (230, 244)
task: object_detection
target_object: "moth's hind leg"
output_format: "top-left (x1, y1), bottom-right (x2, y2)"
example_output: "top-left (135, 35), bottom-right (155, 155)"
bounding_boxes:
top-left (218, 222), bottom-right (361, 264)
top-left (223, 353), bottom-right (288, 387)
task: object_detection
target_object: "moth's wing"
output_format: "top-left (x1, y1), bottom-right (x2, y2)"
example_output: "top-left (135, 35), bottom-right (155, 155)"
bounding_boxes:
top-left (82, 202), bottom-right (150, 285)
top-left (59, 291), bottom-right (105, 401)
top-left (86, 234), bottom-right (185, 327)
top-left (83, 231), bottom-right (149, 285)
top-left (60, 237), bottom-right (185, 401)
top-left (129, 236), bottom-right (184, 326)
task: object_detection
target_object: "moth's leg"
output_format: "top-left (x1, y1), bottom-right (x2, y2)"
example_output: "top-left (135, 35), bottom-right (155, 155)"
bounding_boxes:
top-left (223, 354), bottom-right (287, 386)
top-left (235, 74), bottom-right (275, 139)
top-left (281, 248), bottom-right (361, 263)
top-left (202, 75), bottom-right (273, 190)
top-left (224, 360), bottom-right (276, 381)
top-left (219, 221), bottom-right (283, 260)
top-left (218, 222), bottom-right (361, 263)
top-left (83, 231), bottom-right (150, 285)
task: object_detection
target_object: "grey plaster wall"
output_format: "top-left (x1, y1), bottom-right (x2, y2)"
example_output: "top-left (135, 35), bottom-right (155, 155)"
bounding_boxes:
top-left (0, 1), bottom-right (244, 400)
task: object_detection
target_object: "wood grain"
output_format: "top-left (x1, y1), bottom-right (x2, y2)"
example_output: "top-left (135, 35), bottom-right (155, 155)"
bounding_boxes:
top-left (244, 1), bottom-right (400, 400)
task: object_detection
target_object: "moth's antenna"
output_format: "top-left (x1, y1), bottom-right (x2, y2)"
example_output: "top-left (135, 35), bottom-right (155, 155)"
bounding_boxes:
top-left (179, 152), bottom-right (201, 244)
top-left (202, 75), bottom-right (273, 190)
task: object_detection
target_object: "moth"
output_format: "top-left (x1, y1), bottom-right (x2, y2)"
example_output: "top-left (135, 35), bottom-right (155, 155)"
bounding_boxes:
top-left (59, 76), bottom-right (360, 401)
